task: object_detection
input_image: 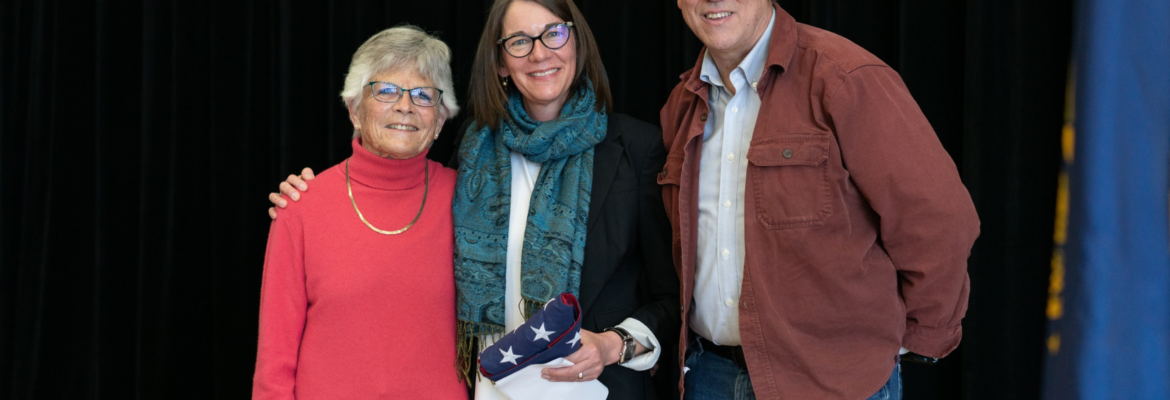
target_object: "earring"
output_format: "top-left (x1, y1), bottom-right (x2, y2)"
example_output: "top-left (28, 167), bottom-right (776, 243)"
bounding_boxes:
top-left (501, 76), bottom-right (509, 88)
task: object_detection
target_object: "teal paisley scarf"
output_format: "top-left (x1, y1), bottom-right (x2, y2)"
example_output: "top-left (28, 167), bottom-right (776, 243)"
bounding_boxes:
top-left (452, 81), bottom-right (606, 379)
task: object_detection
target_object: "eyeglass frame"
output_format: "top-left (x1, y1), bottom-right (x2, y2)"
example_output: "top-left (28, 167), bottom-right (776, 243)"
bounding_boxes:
top-left (496, 21), bottom-right (574, 58)
top-left (366, 81), bottom-right (444, 107)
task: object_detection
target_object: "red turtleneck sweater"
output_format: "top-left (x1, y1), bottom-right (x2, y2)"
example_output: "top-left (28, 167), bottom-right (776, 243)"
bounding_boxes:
top-left (253, 139), bottom-right (464, 399)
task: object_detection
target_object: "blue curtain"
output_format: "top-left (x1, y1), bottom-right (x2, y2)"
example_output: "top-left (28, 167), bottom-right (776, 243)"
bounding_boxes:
top-left (1044, 1), bottom-right (1170, 399)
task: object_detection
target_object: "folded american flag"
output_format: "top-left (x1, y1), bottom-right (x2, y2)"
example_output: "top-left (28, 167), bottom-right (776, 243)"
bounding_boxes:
top-left (479, 293), bottom-right (583, 381)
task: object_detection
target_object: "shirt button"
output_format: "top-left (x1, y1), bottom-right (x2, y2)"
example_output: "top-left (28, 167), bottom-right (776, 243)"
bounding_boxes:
top-left (730, 106), bottom-right (739, 114)
top-left (722, 249), bottom-right (730, 258)
top-left (727, 153), bottom-right (735, 161)
top-left (751, 81), bottom-right (758, 89)
top-left (700, 113), bottom-right (708, 122)
top-left (723, 200), bottom-right (731, 208)
top-left (725, 299), bottom-right (734, 307)
top-left (783, 148), bottom-right (794, 159)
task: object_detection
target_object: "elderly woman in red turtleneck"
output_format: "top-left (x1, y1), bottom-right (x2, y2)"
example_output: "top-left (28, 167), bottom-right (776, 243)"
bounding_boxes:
top-left (252, 25), bottom-right (466, 399)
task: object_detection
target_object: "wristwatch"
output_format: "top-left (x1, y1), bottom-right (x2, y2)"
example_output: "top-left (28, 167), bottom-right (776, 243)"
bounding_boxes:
top-left (603, 326), bottom-right (636, 364)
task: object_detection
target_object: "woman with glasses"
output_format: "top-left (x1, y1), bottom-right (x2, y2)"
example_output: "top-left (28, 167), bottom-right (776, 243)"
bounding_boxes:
top-left (252, 26), bottom-right (466, 399)
top-left (267, 1), bottom-right (679, 398)
top-left (453, 1), bottom-right (678, 398)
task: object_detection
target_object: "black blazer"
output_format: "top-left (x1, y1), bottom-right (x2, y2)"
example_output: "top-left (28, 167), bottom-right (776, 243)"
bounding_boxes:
top-left (451, 114), bottom-right (681, 400)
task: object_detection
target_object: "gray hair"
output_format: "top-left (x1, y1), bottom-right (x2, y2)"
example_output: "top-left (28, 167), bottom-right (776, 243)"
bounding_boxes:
top-left (341, 25), bottom-right (459, 120)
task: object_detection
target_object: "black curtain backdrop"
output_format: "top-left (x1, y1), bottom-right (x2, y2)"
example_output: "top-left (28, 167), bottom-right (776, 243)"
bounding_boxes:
top-left (1, 1), bottom-right (1071, 399)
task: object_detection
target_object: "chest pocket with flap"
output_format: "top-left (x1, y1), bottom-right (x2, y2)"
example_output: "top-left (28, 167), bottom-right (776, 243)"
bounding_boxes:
top-left (746, 133), bottom-right (832, 229)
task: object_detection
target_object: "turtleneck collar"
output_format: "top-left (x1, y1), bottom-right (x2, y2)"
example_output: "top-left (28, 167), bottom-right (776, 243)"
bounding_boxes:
top-left (347, 138), bottom-right (429, 190)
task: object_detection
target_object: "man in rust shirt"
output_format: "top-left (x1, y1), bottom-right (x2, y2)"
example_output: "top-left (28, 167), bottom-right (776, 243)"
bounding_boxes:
top-left (660, 1), bottom-right (980, 399)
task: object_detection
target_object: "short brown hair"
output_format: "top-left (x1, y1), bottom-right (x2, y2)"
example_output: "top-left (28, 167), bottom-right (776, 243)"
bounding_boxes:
top-left (467, 0), bottom-right (612, 131)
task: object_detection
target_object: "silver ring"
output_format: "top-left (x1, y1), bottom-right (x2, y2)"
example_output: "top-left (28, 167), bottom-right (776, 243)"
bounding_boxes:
top-left (577, 372), bottom-right (584, 380)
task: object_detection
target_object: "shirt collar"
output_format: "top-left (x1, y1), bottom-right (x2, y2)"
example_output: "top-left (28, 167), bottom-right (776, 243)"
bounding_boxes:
top-left (698, 8), bottom-right (777, 91)
top-left (682, 3), bottom-right (797, 98)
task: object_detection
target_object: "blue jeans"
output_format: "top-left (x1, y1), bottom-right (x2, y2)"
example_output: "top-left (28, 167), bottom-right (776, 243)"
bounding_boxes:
top-left (865, 362), bottom-right (902, 400)
top-left (682, 340), bottom-right (902, 400)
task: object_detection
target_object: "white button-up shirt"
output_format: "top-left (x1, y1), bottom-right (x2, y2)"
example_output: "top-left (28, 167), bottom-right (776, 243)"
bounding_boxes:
top-left (692, 10), bottom-right (776, 346)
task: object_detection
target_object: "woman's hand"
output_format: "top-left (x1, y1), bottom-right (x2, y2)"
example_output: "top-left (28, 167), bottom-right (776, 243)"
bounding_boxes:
top-left (541, 329), bottom-right (622, 382)
top-left (267, 167), bottom-right (316, 219)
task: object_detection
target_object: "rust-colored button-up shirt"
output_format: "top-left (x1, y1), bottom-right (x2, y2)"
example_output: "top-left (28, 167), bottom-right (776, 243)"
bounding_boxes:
top-left (658, 4), bottom-right (980, 399)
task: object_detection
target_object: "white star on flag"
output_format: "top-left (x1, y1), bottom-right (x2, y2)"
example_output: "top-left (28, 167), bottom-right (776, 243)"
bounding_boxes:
top-left (531, 323), bottom-right (555, 342)
top-left (567, 331), bottom-right (581, 347)
top-left (499, 346), bottom-right (522, 365)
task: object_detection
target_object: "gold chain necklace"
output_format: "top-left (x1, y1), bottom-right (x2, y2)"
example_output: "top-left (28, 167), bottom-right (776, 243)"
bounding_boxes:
top-left (346, 157), bottom-right (428, 235)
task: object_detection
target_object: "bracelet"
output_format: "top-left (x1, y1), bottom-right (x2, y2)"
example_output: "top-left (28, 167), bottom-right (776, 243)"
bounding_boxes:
top-left (602, 326), bottom-right (636, 364)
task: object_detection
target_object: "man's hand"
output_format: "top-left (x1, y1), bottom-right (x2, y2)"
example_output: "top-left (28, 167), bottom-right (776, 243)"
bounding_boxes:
top-left (267, 167), bottom-right (316, 220)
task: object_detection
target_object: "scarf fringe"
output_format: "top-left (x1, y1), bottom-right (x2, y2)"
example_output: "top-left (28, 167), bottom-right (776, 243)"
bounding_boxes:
top-left (456, 320), bottom-right (504, 386)
top-left (455, 297), bottom-right (552, 387)
top-left (520, 297), bottom-right (544, 321)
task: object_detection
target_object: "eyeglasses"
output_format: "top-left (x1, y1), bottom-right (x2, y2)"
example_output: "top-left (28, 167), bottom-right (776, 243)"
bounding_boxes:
top-left (497, 22), bottom-right (574, 58)
top-left (367, 82), bottom-right (443, 107)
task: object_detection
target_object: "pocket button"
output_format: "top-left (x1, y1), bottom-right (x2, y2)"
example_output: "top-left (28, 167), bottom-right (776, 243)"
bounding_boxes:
top-left (782, 148), bottom-right (794, 159)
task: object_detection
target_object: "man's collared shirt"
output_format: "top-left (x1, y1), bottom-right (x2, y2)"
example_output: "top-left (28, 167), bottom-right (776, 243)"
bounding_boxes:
top-left (692, 9), bottom-right (776, 346)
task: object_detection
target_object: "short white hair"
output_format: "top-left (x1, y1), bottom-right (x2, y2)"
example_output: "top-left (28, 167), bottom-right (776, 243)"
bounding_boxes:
top-left (340, 25), bottom-right (459, 120)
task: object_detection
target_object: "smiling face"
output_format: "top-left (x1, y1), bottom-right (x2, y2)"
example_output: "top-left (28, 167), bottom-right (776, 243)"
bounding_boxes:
top-left (348, 68), bottom-right (446, 159)
top-left (497, 0), bottom-right (578, 121)
top-left (678, 0), bottom-right (772, 61)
